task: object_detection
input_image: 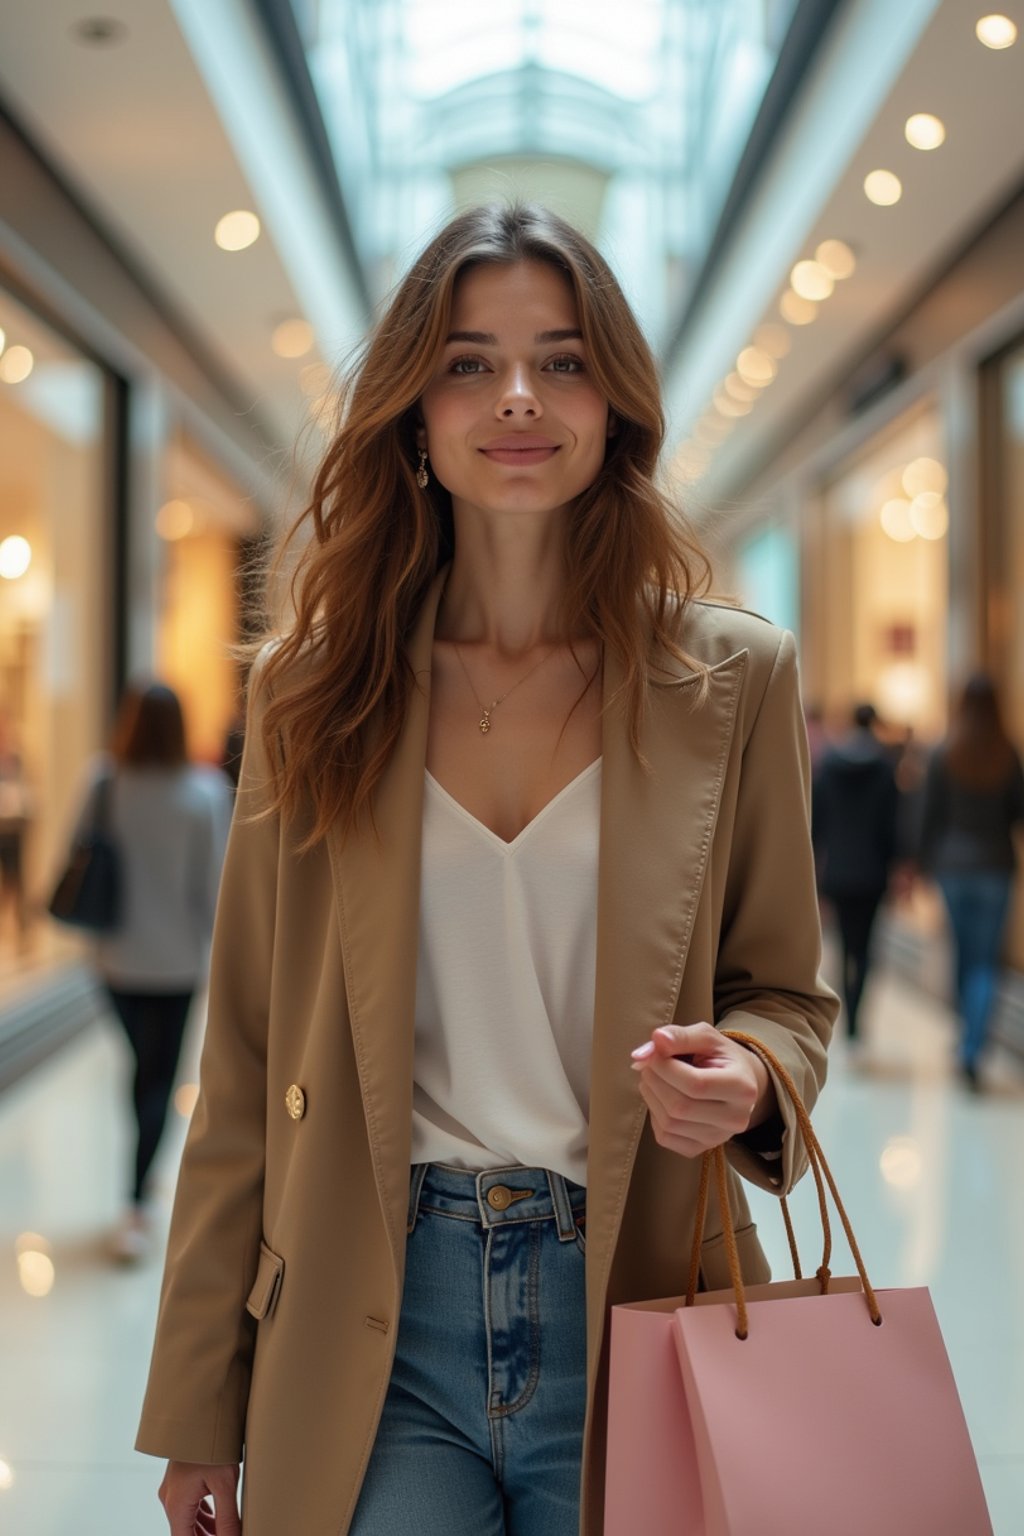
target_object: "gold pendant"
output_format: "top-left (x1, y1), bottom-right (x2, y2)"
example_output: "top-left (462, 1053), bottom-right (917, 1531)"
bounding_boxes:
top-left (479, 712), bottom-right (491, 734)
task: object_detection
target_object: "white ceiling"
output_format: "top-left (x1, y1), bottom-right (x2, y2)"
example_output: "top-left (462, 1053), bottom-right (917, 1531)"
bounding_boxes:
top-left (0, 0), bottom-right (363, 455)
top-left (665, 0), bottom-right (1024, 504)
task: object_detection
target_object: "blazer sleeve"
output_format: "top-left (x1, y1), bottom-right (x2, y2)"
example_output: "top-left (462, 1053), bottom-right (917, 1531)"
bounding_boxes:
top-left (136, 649), bottom-right (279, 1465)
top-left (713, 629), bottom-right (839, 1196)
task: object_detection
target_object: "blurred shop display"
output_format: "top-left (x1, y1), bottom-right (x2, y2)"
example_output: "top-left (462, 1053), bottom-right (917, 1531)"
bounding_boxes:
top-left (813, 405), bottom-right (949, 744)
top-left (155, 431), bottom-right (261, 766)
top-left (0, 288), bottom-right (107, 982)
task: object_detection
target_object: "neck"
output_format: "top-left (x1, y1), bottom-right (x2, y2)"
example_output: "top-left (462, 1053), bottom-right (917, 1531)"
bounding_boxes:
top-left (436, 510), bottom-right (572, 654)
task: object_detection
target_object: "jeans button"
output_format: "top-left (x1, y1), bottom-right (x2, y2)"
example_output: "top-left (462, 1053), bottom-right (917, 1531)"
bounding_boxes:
top-left (487, 1185), bottom-right (512, 1211)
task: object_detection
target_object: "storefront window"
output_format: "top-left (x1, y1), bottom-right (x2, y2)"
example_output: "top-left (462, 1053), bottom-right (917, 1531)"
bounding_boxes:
top-left (0, 292), bottom-right (108, 988)
top-left (814, 404), bottom-right (950, 948)
top-left (818, 405), bottom-right (949, 743)
top-left (994, 341), bottom-right (1024, 969)
top-left (155, 431), bottom-right (262, 769)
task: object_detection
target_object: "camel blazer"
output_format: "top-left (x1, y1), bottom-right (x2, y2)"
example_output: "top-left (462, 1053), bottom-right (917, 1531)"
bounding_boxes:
top-left (136, 566), bottom-right (837, 1534)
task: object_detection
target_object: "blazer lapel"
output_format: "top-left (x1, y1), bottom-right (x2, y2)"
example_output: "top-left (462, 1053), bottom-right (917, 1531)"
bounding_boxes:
top-left (586, 636), bottom-right (748, 1302)
top-left (327, 567), bottom-right (449, 1271)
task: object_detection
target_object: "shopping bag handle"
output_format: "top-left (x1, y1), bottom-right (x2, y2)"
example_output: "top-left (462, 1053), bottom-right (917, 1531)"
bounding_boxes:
top-left (685, 1030), bottom-right (882, 1339)
top-left (685, 1030), bottom-right (835, 1303)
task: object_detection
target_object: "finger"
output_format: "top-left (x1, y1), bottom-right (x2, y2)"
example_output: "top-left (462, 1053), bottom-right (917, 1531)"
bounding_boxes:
top-left (640, 1054), bottom-right (734, 1102)
top-left (652, 1022), bottom-right (721, 1058)
top-left (651, 1126), bottom-right (718, 1158)
top-left (637, 1074), bottom-right (724, 1142)
top-left (210, 1491), bottom-right (242, 1536)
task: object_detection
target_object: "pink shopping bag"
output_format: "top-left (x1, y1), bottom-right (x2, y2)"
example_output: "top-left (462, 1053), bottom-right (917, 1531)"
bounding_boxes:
top-left (605, 1031), bottom-right (993, 1536)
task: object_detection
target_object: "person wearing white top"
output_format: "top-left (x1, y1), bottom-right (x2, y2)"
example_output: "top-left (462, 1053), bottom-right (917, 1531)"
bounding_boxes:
top-left (142, 205), bottom-right (835, 1536)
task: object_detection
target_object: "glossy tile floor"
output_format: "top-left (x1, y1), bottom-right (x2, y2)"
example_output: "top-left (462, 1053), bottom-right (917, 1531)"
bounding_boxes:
top-left (0, 964), bottom-right (1022, 1534)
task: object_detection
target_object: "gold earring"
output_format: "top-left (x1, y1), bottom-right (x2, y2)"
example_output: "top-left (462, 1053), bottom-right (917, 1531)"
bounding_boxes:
top-left (416, 448), bottom-right (429, 489)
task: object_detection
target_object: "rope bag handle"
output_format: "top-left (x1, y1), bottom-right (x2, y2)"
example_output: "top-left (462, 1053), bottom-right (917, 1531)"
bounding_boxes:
top-left (684, 1030), bottom-right (881, 1340)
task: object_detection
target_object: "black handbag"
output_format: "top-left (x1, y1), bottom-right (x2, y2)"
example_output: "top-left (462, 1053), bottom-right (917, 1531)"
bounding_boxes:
top-left (48, 773), bottom-right (122, 932)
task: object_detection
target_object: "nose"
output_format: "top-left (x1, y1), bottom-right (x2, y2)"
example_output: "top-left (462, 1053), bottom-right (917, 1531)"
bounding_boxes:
top-left (495, 363), bottom-right (540, 419)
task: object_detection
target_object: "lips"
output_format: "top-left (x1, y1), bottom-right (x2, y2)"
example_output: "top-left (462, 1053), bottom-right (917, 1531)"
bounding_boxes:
top-left (481, 435), bottom-right (558, 451)
top-left (479, 435), bottom-right (560, 466)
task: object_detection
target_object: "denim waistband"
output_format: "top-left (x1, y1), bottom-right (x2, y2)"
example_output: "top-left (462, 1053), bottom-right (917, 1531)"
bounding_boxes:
top-left (407, 1163), bottom-right (586, 1242)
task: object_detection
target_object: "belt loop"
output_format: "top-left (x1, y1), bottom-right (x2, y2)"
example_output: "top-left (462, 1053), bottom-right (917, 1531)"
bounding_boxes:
top-left (546, 1170), bottom-right (576, 1242)
top-left (407, 1164), bottom-right (429, 1235)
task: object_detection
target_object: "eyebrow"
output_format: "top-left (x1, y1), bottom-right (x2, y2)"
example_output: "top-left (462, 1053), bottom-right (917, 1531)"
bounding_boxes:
top-left (444, 328), bottom-right (583, 345)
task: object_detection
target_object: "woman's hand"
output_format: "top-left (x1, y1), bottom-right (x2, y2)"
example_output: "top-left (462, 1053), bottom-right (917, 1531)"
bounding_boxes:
top-left (631, 1023), bottom-right (775, 1158)
top-left (159, 1461), bottom-right (241, 1535)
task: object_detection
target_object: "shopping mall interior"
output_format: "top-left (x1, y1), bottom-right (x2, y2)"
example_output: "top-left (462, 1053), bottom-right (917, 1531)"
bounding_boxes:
top-left (1, 1), bottom-right (1023, 1530)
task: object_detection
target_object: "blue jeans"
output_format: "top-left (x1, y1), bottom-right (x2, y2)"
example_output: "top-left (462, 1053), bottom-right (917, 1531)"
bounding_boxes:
top-left (937, 872), bottom-right (1013, 1068)
top-left (350, 1164), bottom-right (588, 1535)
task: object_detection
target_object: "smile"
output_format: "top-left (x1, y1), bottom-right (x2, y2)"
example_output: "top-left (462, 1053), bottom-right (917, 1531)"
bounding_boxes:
top-left (479, 437), bottom-right (560, 466)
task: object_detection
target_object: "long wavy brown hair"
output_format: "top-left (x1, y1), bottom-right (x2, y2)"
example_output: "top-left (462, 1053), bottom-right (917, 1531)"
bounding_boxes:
top-left (256, 202), bottom-right (713, 846)
top-left (944, 673), bottom-right (1017, 790)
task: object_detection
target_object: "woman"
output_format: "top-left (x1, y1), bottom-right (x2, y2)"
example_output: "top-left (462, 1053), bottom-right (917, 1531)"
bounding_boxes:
top-left (138, 205), bottom-right (836, 1535)
top-left (918, 673), bottom-right (1024, 1089)
top-left (72, 682), bottom-right (230, 1260)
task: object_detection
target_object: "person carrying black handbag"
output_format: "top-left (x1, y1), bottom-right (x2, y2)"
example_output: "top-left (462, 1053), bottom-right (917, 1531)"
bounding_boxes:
top-left (60, 682), bottom-right (231, 1261)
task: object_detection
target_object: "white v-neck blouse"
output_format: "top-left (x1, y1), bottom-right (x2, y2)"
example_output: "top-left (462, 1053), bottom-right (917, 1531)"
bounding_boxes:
top-left (411, 758), bottom-right (601, 1186)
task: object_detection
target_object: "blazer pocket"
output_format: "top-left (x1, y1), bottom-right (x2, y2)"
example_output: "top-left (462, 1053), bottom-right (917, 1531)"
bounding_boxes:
top-left (245, 1240), bottom-right (285, 1320)
top-left (698, 1221), bottom-right (769, 1292)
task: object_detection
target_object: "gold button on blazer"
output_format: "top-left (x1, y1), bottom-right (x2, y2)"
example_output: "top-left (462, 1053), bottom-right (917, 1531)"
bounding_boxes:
top-left (136, 565), bottom-right (837, 1535)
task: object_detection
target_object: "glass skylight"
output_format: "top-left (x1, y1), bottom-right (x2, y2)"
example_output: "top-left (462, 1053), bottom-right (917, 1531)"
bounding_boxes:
top-left (292, 0), bottom-right (802, 348)
top-left (402, 0), bottom-right (665, 102)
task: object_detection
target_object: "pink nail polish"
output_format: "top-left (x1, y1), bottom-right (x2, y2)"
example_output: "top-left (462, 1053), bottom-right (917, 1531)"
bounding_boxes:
top-left (631, 1041), bottom-right (655, 1060)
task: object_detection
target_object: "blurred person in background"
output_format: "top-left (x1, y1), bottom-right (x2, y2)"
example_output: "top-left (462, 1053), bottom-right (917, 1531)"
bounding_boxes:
top-left (812, 701), bottom-right (901, 1051)
top-left (917, 673), bottom-right (1024, 1090)
top-left (69, 682), bottom-right (230, 1260)
top-left (0, 708), bottom-right (34, 954)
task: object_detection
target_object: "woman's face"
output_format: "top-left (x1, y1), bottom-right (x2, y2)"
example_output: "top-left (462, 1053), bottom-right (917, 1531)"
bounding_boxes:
top-left (417, 260), bottom-right (614, 524)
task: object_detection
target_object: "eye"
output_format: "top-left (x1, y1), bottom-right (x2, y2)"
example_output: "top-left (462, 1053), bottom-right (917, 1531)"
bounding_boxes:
top-left (546, 353), bottom-right (585, 374)
top-left (448, 355), bottom-right (489, 376)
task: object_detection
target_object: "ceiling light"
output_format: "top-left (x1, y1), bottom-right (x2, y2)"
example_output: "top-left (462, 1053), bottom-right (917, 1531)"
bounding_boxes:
top-left (790, 261), bottom-right (835, 302)
top-left (910, 493), bottom-right (949, 540)
top-left (902, 457), bottom-right (948, 497)
top-left (905, 114), bottom-right (946, 150)
top-left (736, 347), bottom-right (777, 387)
top-left (976, 14), bottom-right (1017, 48)
top-left (215, 210), bottom-right (261, 251)
top-left (724, 372), bottom-right (760, 402)
top-left (864, 170), bottom-right (903, 206)
top-left (155, 500), bottom-right (195, 541)
top-left (272, 318), bottom-right (315, 359)
top-left (880, 499), bottom-right (916, 542)
top-left (753, 323), bottom-right (791, 358)
top-left (0, 345), bottom-right (34, 384)
top-left (713, 386), bottom-right (752, 417)
top-left (0, 536), bottom-right (32, 580)
top-left (17, 1247), bottom-right (55, 1298)
top-left (779, 290), bottom-right (817, 325)
top-left (815, 239), bottom-right (857, 280)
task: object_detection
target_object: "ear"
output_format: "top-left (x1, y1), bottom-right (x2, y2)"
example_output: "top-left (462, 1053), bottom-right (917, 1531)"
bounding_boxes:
top-left (415, 422), bottom-right (428, 451)
top-left (606, 412), bottom-right (619, 438)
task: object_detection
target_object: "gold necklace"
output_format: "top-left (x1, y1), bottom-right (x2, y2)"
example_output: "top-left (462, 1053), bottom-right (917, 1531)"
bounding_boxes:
top-left (451, 640), bottom-right (557, 734)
